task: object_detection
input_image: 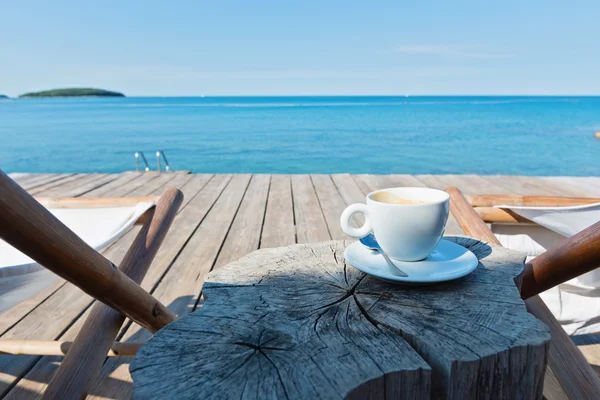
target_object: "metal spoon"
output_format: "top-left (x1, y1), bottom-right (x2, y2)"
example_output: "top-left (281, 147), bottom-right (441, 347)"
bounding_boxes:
top-left (359, 234), bottom-right (408, 277)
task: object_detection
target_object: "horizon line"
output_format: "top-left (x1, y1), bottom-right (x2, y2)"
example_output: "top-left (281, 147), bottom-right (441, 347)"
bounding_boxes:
top-left (5, 94), bottom-right (600, 98)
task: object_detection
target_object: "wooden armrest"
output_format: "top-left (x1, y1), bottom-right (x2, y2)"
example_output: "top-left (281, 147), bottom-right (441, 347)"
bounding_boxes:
top-left (33, 196), bottom-right (159, 225)
top-left (521, 221), bottom-right (600, 299)
top-left (465, 194), bottom-right (600, 207)
top-left (474, 207), bottom-right (533, 224)
top-left (0, 340), bottom-right (142, 357)
top-left (34, 196), bottom-right (160, 208)
top-left (446, 187), bottom-right (501, 245)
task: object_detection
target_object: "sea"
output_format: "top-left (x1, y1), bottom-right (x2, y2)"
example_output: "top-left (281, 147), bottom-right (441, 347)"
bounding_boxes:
top-left (1, 96), bottom-right (599, 176)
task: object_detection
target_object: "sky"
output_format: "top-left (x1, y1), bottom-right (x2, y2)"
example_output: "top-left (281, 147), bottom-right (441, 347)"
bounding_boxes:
top-left (1, 0), bottom-right (599, 96)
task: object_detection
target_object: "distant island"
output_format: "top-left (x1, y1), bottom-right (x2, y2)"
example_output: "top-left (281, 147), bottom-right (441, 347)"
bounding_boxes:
top-left (0, 94), bottom-right (8, 99)
top-left (19, 88), bottom-right (125, 98)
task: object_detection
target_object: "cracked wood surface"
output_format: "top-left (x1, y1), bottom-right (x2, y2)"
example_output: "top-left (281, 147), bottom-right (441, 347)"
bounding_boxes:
top-left (131, 238), bottom-right (550, 400)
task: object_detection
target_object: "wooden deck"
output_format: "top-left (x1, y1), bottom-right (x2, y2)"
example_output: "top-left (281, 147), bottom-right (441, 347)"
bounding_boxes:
top-left (1, 171), bottom-right (600, 399)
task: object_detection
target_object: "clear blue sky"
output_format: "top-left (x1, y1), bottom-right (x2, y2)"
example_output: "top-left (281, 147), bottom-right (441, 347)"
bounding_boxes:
top-left (1, 1), bottom-right (599, 96)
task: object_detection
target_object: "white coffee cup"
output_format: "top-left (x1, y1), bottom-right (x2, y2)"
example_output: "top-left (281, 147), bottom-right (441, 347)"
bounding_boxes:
top-left (340, 187), bottom-right (450, 261)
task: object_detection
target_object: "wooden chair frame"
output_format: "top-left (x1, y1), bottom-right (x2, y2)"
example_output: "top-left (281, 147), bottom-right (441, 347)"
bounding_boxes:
top-left (466, 194), bottom-right (600, 225)
top-left (0, 170), bottom-right (183, 398)
top-left (447, 187), bottom-right (600, 399)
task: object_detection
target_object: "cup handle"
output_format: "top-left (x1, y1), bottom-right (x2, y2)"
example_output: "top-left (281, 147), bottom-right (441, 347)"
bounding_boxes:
top-left (340, 204), bottom-right (372, 238)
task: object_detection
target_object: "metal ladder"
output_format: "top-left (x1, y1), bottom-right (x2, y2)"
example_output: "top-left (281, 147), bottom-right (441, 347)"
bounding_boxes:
top-left (135, 150), bottom-right (171, 173)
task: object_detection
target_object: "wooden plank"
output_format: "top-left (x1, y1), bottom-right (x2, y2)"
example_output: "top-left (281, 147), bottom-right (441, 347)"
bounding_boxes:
top-left (331, 173), bottom-right (367, 228)
top-left (109, 173), bottom-right (161, 198)
top-left (451, 174), bottom-right (516, 194)
top-left (572, 335), bottom-right (600, 381)
top-left (151, 173), bottom-right (195, 196)
top-left (39, 173), bottom-right (110, 198)
top-left (1, 268), bottom-right (130, 396)
top-left (128, 173), bottom-right (222, 296)
top-left (161, 174), bottom-right (212, 209)
top-left (466, 194), bottom-right (600, 207)
top-left (30, 174), bottom-right (108, 198)
top-left (7, 173), bottom-right (33, 182)
top-left (482, 175), bottom-right (583, 197)
top-left (0, 278), bottom-right (67, 336)
top-left (378, 174), bottom-right (427, 188)
top-left (0, 292), bottom-right (103, 397)
top-left (0, 287), bottom-right (93, 395)
top-left (33, 197), bottom-right (158, 209)
top-left (214, 174), bottom-right (270, 269)
top-left (172, 177), bottom-right (251, 273)
top-left (21, 174), bottom-right (76, 191)
top-left (291, 174), bottom-right (330, 244)
top-left (0, 340), bottom-right (139, 357)
top-left (124, 173), bottom-right (179, 197)
top-left (44, 174), bottom-right (119, 198)
top-left (416, 174), bottom-right (477, 193)
top-left (521, 176), bottom-right (593, 197)
top-left (82, 173), bottom-right (143, 198)
top-left (260, 175), bottom-right (295, 249)
top-left (3, 174), bottom-right (222, 400)
top-left (310, 174), bottom-right (346, 240)
top-left (542, 177), bottom-right (600, 197)
top-left (352, 174), bottom-right (424, 193)
top-left (26, 174), bottom-right (87, 196)
top-left (474, 207), bottom-right (532, 224)
top-left (13, 174), bottom-right (51, 186)
top-left (353, 174), bottom-right (428, 192)
top-left (85, 174), bottom-right (250, 400)
top-left (332, 174), bottom-right (366, 204)
top-left (350, 174), bottom-right (374, 194)
top-left (543, 366), bottom-right (570, 400)
top-left (60, 174), bottom-right (119, 197)
top-left (425, 174), bottom-right (513, 194)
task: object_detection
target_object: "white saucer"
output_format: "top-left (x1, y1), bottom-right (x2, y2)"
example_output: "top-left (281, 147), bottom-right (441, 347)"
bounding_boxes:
top-left (344, 239), bottom-right (479, 284)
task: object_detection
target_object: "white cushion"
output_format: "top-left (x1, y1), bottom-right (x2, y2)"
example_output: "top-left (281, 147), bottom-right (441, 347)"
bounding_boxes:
top-left (0, 202), bottom-right (154, 278)
top-left (492, 202), bottom-right (600, 334)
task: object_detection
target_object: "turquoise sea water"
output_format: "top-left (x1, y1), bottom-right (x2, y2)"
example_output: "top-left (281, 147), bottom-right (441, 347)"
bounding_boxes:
top-left (1, 96), bottom-right (599, 176)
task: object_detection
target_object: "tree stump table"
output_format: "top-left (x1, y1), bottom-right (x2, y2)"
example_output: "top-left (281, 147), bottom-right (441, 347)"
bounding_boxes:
top-left (131, 237), bottom-right (550, 399)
